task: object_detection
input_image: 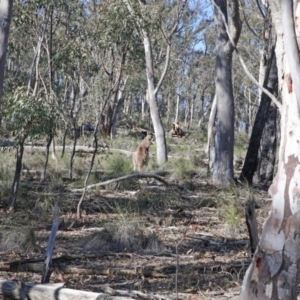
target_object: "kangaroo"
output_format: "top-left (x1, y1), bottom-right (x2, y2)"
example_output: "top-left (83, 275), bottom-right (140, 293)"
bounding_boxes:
top-left (132, 132), bottom-right (154, 171)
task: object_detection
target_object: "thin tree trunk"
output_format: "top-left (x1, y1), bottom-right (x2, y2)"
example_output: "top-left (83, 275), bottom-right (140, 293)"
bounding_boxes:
top-left (189, 94), bottom-right (196, 128)
top-left (141, 92), bottom-right (146, 121)
top-left (206, 94), bottom-right (217, 154)
top-left (0, 0), bottom-right (13, 124)
top-left (69, 122), bottom-right (77, 180)
top-left (41, 135), bottom-right (52, 182)
top-left (175, 94), bottom-right (180, 123)
top-left (111, 77), bottom-right (127, 139)
top-left (77, 121), bottom-right (99, 219)
top-left (61, 127), bottom-right (68, 158)
top-left (184, 102), bottom-right (189, 127)
top-left (8, 137), bottom-right (26, 212)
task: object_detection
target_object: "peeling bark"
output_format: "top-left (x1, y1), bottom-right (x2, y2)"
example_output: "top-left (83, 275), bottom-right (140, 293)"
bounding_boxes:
top-left (240, 1), bottom-right (300, 298)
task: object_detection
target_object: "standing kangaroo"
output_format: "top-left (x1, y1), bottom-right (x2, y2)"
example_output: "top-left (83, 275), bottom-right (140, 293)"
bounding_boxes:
top-left (132, 132), bottom-right (154, 171)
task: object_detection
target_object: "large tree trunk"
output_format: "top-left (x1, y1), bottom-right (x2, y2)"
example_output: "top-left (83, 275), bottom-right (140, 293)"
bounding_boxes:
top-left (211, 0), bottom-right (241, 185)
top-left (239, 1), bottom-right (300, 298)
top-left (253, 100), bottom-right (277, 186)
top-left (239, 8), bottom-right (277, 184)
top-left (143, 32), bottom-right (167, 164)
top-left (0, 0), bottom-right (13, 124)
top-left (239, 50), bottom-right (277, 184)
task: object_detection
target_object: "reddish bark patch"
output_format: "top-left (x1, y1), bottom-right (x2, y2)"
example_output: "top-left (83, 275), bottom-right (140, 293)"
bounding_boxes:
top-left (256, 256), bottom-right (262, 269)
top-left (281, 155), bottom-right (300, 230)
top-left (284, 73), bottom-right (293, 93)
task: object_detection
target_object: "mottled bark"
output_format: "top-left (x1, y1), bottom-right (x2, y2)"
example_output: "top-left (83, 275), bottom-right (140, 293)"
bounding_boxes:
top-left (239, 1), bottom-right (300, 298)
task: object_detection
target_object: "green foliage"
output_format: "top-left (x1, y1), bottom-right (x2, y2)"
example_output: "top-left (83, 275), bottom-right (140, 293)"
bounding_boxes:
top-left (3, 88), bottom-right (57, 141)
top-left (172, 158), bottom-right (193, 179)
top-left (225, 198), bottom-right (240, 229)
top-left (107, 153), bottom-right (132, 176)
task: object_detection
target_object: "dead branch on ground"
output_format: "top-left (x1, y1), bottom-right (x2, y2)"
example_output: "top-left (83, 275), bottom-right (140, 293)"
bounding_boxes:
top-left (71, 173), bottom-right (169, 192)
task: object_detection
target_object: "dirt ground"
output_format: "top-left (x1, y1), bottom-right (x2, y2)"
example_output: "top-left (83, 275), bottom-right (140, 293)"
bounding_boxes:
top-left (0, 171), bottom-right (272, 300)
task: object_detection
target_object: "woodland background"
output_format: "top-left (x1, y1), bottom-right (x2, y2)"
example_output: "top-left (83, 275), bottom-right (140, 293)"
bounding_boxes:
top-left (0, 0), bottom-right (286, 299)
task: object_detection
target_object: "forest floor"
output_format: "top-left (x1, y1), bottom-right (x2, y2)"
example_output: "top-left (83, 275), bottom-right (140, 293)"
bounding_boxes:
top-left (0, 131), bottom-right (272, 299)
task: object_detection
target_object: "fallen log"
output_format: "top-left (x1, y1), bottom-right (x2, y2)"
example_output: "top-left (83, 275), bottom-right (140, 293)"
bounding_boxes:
top-left (1, 258), bottom-right (250, 278)
top-left (22, 145), bottom-right (133, 156)
top-left (0, 280), bottom-right (136, 300)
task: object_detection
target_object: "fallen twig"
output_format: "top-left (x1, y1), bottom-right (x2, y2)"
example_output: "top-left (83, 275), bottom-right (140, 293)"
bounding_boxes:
top-left (71, 173), bottom-right (169, 192)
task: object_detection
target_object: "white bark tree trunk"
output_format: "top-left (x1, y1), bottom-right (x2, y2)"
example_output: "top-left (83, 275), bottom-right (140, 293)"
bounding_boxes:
top-left (143, 32), bottom-right (167, 163)
top-left (0, 0), bottom-right (12, 124)
top-left (175, 94), bottom-right (180, 123)
top-left (206, 94), bottom-right (217, 154)
top-left (240, 1), bottom-right (300, 298)
top-left (121, 0), bottom-right (186, 165)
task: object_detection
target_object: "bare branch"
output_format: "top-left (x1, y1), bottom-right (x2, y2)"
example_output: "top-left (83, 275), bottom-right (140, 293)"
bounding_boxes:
top-left (256, 0), bottom-right (266, 18)
top-left (72, 173), bottom-right (169, 192)
top-left (229, 0), bottom-right (242, 45)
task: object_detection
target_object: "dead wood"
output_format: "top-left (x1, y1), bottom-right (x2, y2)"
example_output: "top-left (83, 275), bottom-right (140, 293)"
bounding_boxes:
top-left (71, 173), bottom-right (169, 192)
top-left (22, 145), bottom-right (134, 156)
top-left (0, 280), bottom-right (137, 300)
top-left (245, 199), bottom-right (259, 254)
top-left (102, 286), bottom-right (173, 300)
top-left (0, 259), bottom-right (250, 278)
top-left (42, 200), bottom-right (60, 283)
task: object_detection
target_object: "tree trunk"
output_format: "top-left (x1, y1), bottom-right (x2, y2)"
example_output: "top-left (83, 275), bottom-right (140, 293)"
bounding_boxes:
top-left (175, 94), bottom-right (180, 124)
top-left (143, 32), bottom-right (167, 164)
top-left (239, 1), bottom-right (300, 298)
top-left (253, 100), bottom-right (277, 186)
top-left (212, 0), bottom-right (240, 185)
top-left (184, 102), bottom-right (189, 127)
top-left (8, 137), bottom-right (26, 212)
top-left (69, 122), bottom-right (77, 180)
top-left (111, 77), bottom-right (127, 139)
top-left (206, 94), bottom-right (217, 154)
top-left (239, 48), bottom-right (277, 184)
top-left (0, 0), bottom-right (13, 124)
top-left (141, 92), bottom-right (146, 121)
top-left (41, 135), bottom-right (53, 182)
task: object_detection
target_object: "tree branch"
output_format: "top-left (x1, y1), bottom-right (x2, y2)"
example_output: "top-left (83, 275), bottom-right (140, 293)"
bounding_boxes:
top-left (72, 173), bottom-right (169, 192)
top-left (229, 0), bottom-right (242, 46)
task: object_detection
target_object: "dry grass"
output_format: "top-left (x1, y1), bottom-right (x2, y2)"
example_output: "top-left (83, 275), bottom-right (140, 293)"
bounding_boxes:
top-left (0, 227), bottom-right (36, 253)
top-left (80, 222), bottom-right (165, 253)
top-left (0, 131), bottom-right (265, 300)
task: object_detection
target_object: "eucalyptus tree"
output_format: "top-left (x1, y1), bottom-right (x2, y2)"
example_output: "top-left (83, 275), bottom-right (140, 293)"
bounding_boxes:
top-left (4, 88), bottom-right (56, 212)
top-left (0, 0), bottom-right (13, 125)
top-left (240, 1), bottom-right (300, 298)
top-left (121, 0), bottom-right (187, 164)
top-left (211, 0), bottom-right (242, 185)
top-left (239, 4), bottom-right (278, 185)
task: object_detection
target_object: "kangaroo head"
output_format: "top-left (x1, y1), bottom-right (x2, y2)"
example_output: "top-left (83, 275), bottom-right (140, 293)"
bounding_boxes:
top-left (146, 132), bottom-right (154, 142)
